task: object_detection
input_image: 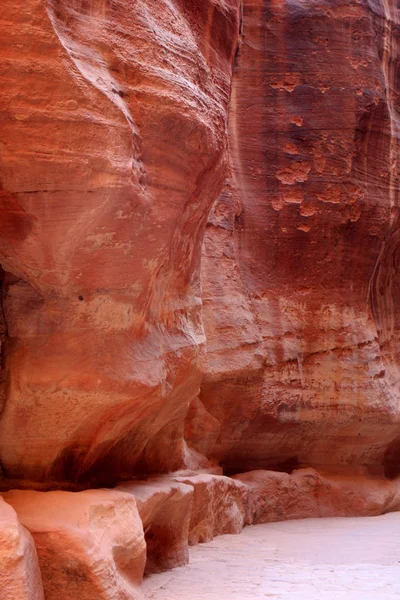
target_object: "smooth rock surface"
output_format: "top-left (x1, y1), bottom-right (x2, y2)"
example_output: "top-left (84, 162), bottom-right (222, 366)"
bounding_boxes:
top-left (117, 478), bottom-right (193, 573)
top-left (174, 473), bottom-right (248, 544)
top-left (0, 496), bottom-right (44, 600)
top-left (143, 512), bottom-right (400, 599)
top-left (235, 468), bottom-right (400, 524)
top-left (3, 489), bottom-right (146, 600)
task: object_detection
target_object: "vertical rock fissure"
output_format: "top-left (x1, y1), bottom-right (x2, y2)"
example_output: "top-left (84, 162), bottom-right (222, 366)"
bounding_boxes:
top-left (183, 0), bottom-right (245, 465)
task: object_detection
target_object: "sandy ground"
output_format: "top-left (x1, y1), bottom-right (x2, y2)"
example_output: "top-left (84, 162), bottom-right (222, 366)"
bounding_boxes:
top-left (142, 513), bottom-right (400, 600)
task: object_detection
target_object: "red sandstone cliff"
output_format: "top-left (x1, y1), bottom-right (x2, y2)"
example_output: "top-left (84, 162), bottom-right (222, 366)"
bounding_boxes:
top-left (3, 0), bottom-right (400, 596)
top-left (0, 0), bottom-right (240, 485)
top-left (187, 0), bottom-right (400, 479)
top-left (1, 0), bottom-right (400, 487)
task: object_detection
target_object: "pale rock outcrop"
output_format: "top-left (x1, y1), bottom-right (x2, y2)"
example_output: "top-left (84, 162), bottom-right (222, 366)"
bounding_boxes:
top-left (141, 512), bottom-right (400, 600)
top-left (235, 469), bottom-right (400, 525)
top-left (117, 478), bottom-right (193, 573)
top-left (174, 473), bottom-right (248, 544)
top-left (127, 469), bottom-right (400, 576)
top-left (0, 496), bottom-right (44, 600)
top-left (3, 489), bottom-right (146, 600)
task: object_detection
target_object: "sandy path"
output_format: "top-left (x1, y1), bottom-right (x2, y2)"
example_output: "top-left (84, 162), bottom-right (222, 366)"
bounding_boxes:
top-left (142, 513), bottom-right (400, 599)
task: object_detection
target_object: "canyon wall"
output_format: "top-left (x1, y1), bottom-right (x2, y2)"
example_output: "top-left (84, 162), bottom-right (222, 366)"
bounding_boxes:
top-left (0, 0), bottom-right (240, 486)
top-left (188, 0), bottom-right (400, 478)
top-left (1, 0), bottom-right (400, 486)
top-left (2, 0), bottom-right (400, 596)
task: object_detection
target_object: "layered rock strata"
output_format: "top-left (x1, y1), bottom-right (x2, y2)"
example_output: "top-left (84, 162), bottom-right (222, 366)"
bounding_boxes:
top-left (1, 0), bottom-right (400, 486)
top-left (0, 0), bottom-right (240, 485)
top-left (190, 0), bottom-right (400, 476)
top-left (1, 0), bottom-right (400, 595)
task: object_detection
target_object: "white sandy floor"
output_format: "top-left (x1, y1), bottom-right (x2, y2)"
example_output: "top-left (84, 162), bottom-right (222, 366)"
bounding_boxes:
top-left (142, 513), bottom-right (400, 600)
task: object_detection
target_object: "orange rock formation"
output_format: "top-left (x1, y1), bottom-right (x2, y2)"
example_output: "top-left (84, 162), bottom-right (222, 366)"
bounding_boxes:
top-left (0, 0), bottom-right (240, 484)
top-left (1, 0), bottom-right (400, 595)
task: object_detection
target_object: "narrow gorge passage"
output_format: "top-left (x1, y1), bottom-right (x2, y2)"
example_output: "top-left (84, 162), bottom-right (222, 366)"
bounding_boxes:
top-left (3, 0), bottom-right (400, 598)
top-left (143, 513), bottom-right (400, 600)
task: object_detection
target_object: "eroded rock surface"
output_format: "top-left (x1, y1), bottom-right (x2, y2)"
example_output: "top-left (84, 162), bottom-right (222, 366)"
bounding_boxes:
top-left (3, 489), bottom-right (146, 600)
top-left (2, 468), bottom-right (400, 590)
top-left (174, 473), bottom-right (248, 544)
top-left (1, 0), bottom-right (400, 488)
top-left (0, 496), bottom-right (44, 600)
top-left (2, 0), bottom-right (400, 595)
top-left (125, 469), bottom-right (400, 574)
top-left (189, 0), bottom-right (400, 476)
top-left (117, 478), bottom-right (194, 574)
top-left (142, 513), bottom-right (400, 600)
top-left (0, 0), bottom-right (240, 485)
top-left (235, 468), bottom-right (400, 524)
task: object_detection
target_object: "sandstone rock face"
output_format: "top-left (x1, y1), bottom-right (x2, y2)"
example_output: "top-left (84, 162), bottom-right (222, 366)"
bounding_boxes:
top-left (1, 0), bottom-right (400, 487)
top-left (189, 0), bottom-right (400, 476)
top-left (3, 489), bottom-right (146, 600)
top-left (235, 469), bottom-right (400, 525)
top-left (117, 478), bottom-right (194, 574)
top-left (1, 0), bottom-right (400, 563)
top-left (0, 496), bottom-right (44, 600)
top-left (175, 473), bottom-right (248, 544)
top-left (0, 0), bottom-right (240, 485)
top-left (4, 0), bottom-right (400, 594)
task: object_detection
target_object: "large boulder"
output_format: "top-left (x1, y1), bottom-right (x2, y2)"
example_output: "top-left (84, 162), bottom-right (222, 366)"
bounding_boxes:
top-left (3, 489), bottom-right (146, 600)
top-left (0, 496), bottom-right (44, 600)
top-left (117, 477), bottom-right (194, 573)
top-left (174, 474), bottom-right (248, 544)
top-left (234, 469), bottom-right (400, 524)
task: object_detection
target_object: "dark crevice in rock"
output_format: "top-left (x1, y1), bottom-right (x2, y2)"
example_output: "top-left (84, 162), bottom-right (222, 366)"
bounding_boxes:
top-left (232, 1), bottom-right (243, 70)
top-left (384, 436), bottom-right (400, 478)
top-left (222, 456), bottom-right (300, 478)
top-left (0, 267), bottom-right (8, 417)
